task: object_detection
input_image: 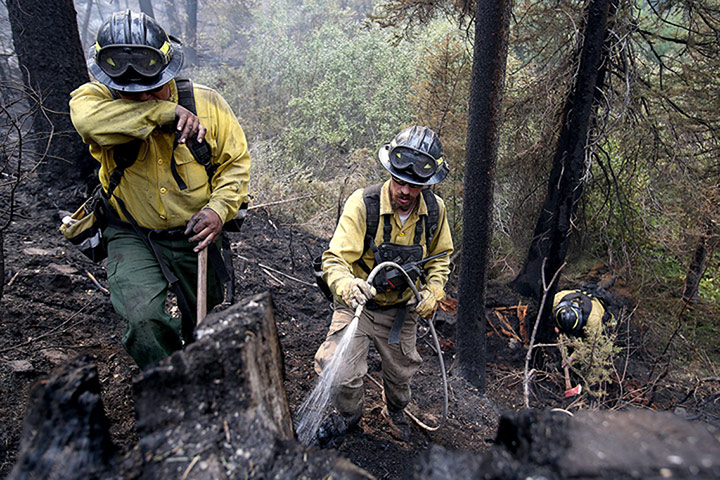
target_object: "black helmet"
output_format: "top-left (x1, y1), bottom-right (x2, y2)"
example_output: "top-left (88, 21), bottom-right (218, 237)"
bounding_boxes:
top-left (378, 126), bottom-right (449, 186)
top-left (89, 10), bottom-right (184, 92)
top-left (554, 300), bottom-right (586, 336)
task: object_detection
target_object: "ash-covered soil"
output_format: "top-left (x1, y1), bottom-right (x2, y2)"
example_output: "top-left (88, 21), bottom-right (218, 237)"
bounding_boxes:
top-left (1, 185), bottom-right (718, 479)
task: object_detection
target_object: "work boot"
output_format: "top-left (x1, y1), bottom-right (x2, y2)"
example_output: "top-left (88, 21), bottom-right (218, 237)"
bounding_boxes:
top-left (382, 406), bottom-right (410, 442)
top-left (312, 409), bottom-right (361, 448)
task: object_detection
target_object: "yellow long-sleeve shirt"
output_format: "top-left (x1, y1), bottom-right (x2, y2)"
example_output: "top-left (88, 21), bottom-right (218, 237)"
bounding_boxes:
top-left (322, 180), bottom-right (453, 307)
top-left (69, 80), bottom-right (250, 230)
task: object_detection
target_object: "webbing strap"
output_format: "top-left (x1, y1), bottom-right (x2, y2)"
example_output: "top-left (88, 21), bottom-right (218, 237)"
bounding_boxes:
top-left (387, 304), bottom-right (407, 345)
top-left (560, 292), bottom-right (593, 320)
top-left (175, 78), bottom-right (217, 183)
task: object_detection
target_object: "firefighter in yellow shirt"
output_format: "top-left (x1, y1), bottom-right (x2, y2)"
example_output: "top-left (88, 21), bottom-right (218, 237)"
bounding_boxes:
top-left (313, 126), bottom-right (453, 445)
top-left (69, 11), bottom-right (250, 369)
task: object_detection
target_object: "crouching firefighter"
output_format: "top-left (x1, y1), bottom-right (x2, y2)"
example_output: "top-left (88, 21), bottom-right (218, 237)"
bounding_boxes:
top-left (69, 11), bottom-right (250, 369)
top-left (313, 126), bottom-right (453, 445)
top-left (552, 284), bottom-right (616, 340)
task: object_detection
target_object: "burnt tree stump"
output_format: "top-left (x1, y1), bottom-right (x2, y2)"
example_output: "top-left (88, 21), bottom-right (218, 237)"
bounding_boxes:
top-left (8, 355), bottom-right (115, 480)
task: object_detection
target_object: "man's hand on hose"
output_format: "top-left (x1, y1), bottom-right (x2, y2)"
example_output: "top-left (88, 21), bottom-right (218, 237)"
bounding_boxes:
top-left (341, 278), bottom-right (377, 309)
top-left (185, 208), bottom-right (222, 252)
top-left (413, 288), bottom-right (438, 318)
top-left (175, 104), bottom-right (206, 144)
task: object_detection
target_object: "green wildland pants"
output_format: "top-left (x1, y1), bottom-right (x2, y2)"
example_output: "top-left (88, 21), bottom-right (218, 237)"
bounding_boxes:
top-left (105, 227), bottom-right (222, 369)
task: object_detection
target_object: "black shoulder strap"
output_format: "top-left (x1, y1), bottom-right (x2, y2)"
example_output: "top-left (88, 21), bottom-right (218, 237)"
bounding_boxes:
top-left (561, 291), bottom-right (593, 320)
top-left (106, 139), bottom-right (142, 198)
top-left (421, 188), bottom-right (439, 249)
top-left (362, 183), bottom-right (383, 251)
top-left (175, 78), bottom-right (217, 181)
top-left (175, 77), bottom-right (196, 113)
top-left (356, 183), bottom-right (383, 274)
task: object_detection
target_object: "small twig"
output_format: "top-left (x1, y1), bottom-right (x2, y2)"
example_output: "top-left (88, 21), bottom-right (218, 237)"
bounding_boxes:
top-left (236, 253), bottom-right (314, 287)
top-left (223, 420), bottom-right (231, 443)
top-left (260, 267), bottom-right (285, 286)
top-left (180, 455), bottom-right (200, 480)
top-left (248, 194), bottom-right (314, 211)
top-left (7, 271), bottom-right (20, 286)
top-left (258, 262), bottom-right (313, 286)
top-left (86, 270), bottom-right (110, 295)
top-left (523, 259), bottom-right (566, 408)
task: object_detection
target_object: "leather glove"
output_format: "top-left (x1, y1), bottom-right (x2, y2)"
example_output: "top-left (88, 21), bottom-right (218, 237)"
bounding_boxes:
top-left (341, 278), bottom-right (377, 309)
top-left (413, 288), bottom-right (437, 318)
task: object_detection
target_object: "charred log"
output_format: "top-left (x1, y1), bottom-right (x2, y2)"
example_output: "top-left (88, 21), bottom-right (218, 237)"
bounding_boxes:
top-left (413, 409), bottom-right (720, 479)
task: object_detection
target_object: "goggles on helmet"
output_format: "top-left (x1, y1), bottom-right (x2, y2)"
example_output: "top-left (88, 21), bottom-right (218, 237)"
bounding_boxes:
top-left (95, 42), bottom-right (172, 79)
top-left (389, 146), bottom-right (440, 181)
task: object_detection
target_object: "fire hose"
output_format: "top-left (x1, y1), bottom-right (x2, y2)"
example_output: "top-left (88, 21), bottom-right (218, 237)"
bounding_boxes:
top-left (357, 261), bottom-right (449, 431)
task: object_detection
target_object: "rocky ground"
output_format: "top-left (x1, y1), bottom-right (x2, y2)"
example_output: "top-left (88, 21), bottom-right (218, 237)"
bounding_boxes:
top-left (1, 185), bottom-right (719, 479)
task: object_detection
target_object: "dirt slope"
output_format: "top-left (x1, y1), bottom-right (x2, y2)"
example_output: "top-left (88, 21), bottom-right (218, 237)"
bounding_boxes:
top-left (1, 185), bottom-right (718, 479)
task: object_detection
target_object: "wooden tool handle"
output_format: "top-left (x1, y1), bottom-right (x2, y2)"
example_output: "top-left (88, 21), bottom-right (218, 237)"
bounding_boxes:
top-left (197, 248), bottom-right (208, 325)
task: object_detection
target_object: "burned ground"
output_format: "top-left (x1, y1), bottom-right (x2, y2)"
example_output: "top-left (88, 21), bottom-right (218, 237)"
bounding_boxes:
top-left (1, 185), bottom-right (719, 479)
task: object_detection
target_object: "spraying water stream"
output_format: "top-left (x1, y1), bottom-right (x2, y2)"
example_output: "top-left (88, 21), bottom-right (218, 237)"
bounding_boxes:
top-left (295, 314), bottom-right (359, 444)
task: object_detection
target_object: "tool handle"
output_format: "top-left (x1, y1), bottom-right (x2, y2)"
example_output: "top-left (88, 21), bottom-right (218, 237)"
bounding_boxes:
top-left (197, 248), bottom-right (208, 325)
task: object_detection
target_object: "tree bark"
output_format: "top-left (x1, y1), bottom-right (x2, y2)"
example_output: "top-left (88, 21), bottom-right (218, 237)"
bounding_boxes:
top-left (456, 0), bottom-right (512, 390)
top-left (163, 0), bottom-right (183, 38)
top-left (139, 0), bottom-right (156, 18)
top-left (184, 0), bottom-right (198, 64)
top-left (0, 231), bottom-right (4, 306)
top-left (682, 224), bottom-right (717, 302)
top-left (510, 0), bottom-right (611, 306)
top-left (7, 0), bottom-right (95, 187)
top-left (138, 0), bottom-right (155, 18)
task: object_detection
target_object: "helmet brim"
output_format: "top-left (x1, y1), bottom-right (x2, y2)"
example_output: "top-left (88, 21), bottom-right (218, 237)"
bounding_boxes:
top-left (88, 44), bottom-right (184, 93)
top-left (378, 144), bottom-right (449, 186)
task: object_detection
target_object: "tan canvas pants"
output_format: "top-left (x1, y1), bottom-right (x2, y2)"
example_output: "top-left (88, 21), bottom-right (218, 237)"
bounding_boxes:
top-left (314, 303), bottom-right (423, 416)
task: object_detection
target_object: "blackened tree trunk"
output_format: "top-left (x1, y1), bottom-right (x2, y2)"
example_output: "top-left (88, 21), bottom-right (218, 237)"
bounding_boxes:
top-left (139, 0), bottom-right (156, 18)
top-left (185, 0), bottom-right (198, 64)
top-left (456, 0), bottom-right (512, 390)
top-left (0, 231), bottom-right (4, 307)
top-left (162, 0), bottom-right (182, 38)
top-left (510, 0), bottom-right (611, 307)
top-left (7, 0), bottom-right (94, 187)
top-left (682, 224), bottom-right (717, 302)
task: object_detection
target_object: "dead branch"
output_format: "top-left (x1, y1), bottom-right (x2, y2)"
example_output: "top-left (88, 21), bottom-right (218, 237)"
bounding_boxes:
top-left (523, 258), bottom-right (566, 408)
